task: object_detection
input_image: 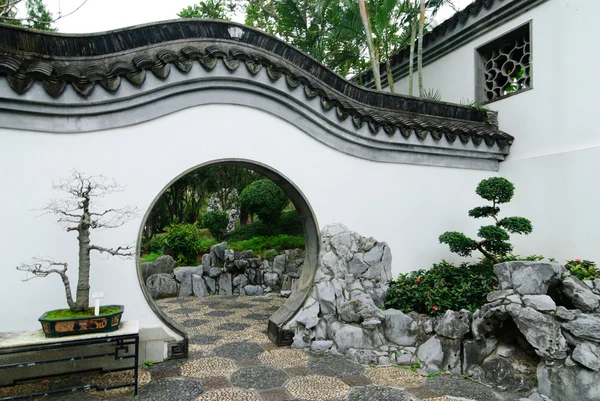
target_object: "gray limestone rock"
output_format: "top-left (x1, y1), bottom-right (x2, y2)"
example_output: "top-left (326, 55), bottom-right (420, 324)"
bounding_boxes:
top-left (272, 254), bottom-right (287, 275)
top-left (562, 276), bottom-right (600, 312)
top-left (330, 231), bottom-right (353, 261)
top-left (349, 254), bottom-right (369, 276)
top-left (192, 274), bottom-right (208, 297)
top-left (486, 289), bottom-right (516, 302)
top-left (476, 355), bottom-right (536, 392)
top-left (417, 336), bottom-right (443, 368)
top-left (572, 342), bottom-right (600, 371)
top-left (327, 320), bottom-right (383, 353)
top-left (232, 274), bottom-right (248, 288)
top-left (462, 338), bottom-right (499, 375)
top-left (537, 362), bottom-right (600, 401)
top-left (338, 293), bottom-right (384, 324)
top-left (434, 310), bottom-right (471, 339)
top-left (243, 285), bottom-right (264, 296)
top-left (173, 266), bottom-right (204, 296)
top-left (146, 273), bottom-right (179, 299)
top-left (264, 272), bottom-right (279, 289)
top-left (296, 297), bottom-right (320, 329)
top-left (311, 340), bottom-right (333, 352)
top-left (141, 255), bottom-right (176, 283)
top-left (201, 253), bottom-right (212, 270)
top-left (494, 262), bottom-right (563, 295)
top-left (218, 272), bottom-right (232, 295)
top-left (209, 267), bottom-right (222, 278)
top-left (522, 295), bottom-right (556, 312)
top-left (316, 281), bottom-right (337, 315)
top-left (383, 309), bottom-right (418, 346)
top-left (508, 306), bottom-right (568, 359)
top-left (554, 306), bottom-right (574, 321)
top-left (563, 314), bottom-right (600, 342)
top-left (204, 277), bottom-right (216, 295)
top-left (363, 243), bottom-right (384, 265)
top-left (209, 242), bottom-right (227, 265)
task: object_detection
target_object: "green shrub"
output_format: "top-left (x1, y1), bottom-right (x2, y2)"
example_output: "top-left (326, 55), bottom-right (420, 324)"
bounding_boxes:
top-left (162, 223), bottom-right (216, 266)
top-left (201, 210), bottom-right (229, 241)
top-left (385, 261), bottom-right (497, 315)
top-left (240, 179), bottom-right (289, 226)
top-left (278, 210), bottom-right (303, 235)
top-left (439, 177), bottom-right (533, 264)
top-left (223, 221), bottom-right (270, 242)
top-left (147, 236), bottom-right (165, 254)
top-left (565, 259), bottom-right (600, 280)
top-left (140, 252), bottom-right (162, 264)
top-left (228, 235), bottom-right (305, 257)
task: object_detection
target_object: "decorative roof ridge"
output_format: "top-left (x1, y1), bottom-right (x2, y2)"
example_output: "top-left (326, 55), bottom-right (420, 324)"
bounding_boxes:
top-left (0, 19), bottom-right (512, 148)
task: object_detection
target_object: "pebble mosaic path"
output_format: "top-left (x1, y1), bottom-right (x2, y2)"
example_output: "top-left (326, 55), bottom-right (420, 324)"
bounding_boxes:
top-left (2, 296), bottom-right (522, 401)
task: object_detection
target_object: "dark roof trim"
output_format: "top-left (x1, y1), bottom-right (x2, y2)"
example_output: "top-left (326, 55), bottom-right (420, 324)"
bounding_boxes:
top-left (355, 0), bottom-right (548, 88)
top-left (0, 19), bottom-right (512, 164)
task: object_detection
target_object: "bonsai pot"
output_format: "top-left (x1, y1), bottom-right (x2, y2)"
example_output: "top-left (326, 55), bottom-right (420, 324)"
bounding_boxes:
top-left (39, 305), bottom-right (124, 338)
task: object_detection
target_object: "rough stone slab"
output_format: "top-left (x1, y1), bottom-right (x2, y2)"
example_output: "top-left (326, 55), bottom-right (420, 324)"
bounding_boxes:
top-left (462, 338), bottom-right (498, 375)
top-left (522, 295), bottom-right (556, 312)
top-left (562, 276), bottom-right (600, 312)
top-left (296, 297), bottom-right (320, 329)
top-left (173, 266), bottom-right (204, 296)
top-left (494, 262), bottom-right (563, 294)
top-left (383, 309), bottom-right (418, 346)
top-left (434, 310), bottom-right (471, 339)
top-left (316, 281), bottom-right (337, 315)
top-left (141, 255), bottom-right (176, 283)
top-left (538, 362), bottom-right (600, 401)
top-left (218, 272), bottom-right (233, 295)
top-left (146, 273), bottom-right (179, 299)
top-left (572, 342), bottom-right (600, 371)
top-left (563, 314), bottom-right (600, 342)
top-left (416, 336), bottom-right (443, 367)
top-left (192, 274), bottom-right (208, 297)
top-left (508, 306), bottom-right (568, 359)
top-left (327, 320), bottom-right (382, 353)
top-left (311, 340), bottom-right (333, 352)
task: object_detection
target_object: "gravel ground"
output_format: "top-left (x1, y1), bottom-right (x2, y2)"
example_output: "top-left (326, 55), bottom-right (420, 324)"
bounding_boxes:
top-left (2, 295), bottom-right (513, 401)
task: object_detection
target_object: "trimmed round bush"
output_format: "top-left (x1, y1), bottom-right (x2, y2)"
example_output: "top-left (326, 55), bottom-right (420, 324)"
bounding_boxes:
top-left (202, 210), bottom-right (229, 241)
top-left (239, 179), bottom-right (289, 226)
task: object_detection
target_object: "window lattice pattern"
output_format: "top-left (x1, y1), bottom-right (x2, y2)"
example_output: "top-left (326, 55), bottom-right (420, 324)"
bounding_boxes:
top-left (482, 33), bottom-right (530, 101)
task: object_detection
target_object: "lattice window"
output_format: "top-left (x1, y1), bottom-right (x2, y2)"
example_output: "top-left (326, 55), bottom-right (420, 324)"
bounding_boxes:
top-left (476, 23), bottom-right (531, 102)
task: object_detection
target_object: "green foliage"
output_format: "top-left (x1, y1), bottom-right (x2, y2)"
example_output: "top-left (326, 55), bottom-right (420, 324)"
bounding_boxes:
top-left (438, 232), bottom-right (477, 257)
top-left (277, 210), bottom-right (303, 236)
top-left (240, 179), bottom-right (289, 226)
top-left (468, 206), bottom-right (499, 219)
top-left (476, 177), bottom-right (514, 204)
top-left (178, 0), bottom-right (231, 19)
top-left (0, 0), bottom-right (55, 30)
top-left (163, 223), bottom-right (216, 266)
top-left (228, 235), bottom-right (304, 257)
top-left (44, 306), bottom-right (122, 319)
top-left (142, 360), bottom-right (154, 369)
top-left (147, 236), bottom-right (165, 254)
top-left (439, 177), bottom-right (532, 263)
top-left (565, 259), bottom-right (600, 280)
top-left (385, 260), bottom-right (498, 315)
top-left (422, 88), bottom-right (441, 100)
top-left (497, 217), bottom-right (533, 235)
top-left (224, 221), bottom-right (271, 242)
top-left (140, 252), bottom-right (162, 264)
top-left (201, 210), bottom-right (229, 240)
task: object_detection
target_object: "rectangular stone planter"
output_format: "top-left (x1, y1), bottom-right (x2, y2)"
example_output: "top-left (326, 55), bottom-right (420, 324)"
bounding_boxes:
top-left (38, 305), bottom-right (124, 338)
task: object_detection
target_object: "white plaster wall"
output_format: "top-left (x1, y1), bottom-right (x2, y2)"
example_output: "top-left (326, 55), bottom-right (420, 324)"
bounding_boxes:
top-left (0, 104), bottom-right (492, 331)
top-left (394, 0), bottom-right (600, 262)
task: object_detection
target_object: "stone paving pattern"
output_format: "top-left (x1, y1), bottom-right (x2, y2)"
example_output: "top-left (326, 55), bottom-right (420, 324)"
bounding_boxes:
top-left (2, 296), bottom-right (523, 401)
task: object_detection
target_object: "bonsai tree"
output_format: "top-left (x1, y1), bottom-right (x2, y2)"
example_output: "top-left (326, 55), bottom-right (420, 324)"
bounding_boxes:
top-left (17, 171), bottom-right (137, 313)
top-left (439, 177), bottom-right (533, 264)
top-left (239, 179), bottom-right (289, 227)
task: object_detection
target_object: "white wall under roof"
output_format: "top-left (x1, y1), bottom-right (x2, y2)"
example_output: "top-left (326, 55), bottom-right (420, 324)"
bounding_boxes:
top-left (0, 104), bottom-right (493, 331)
top-left (394, 0), bottom-right (600, 263)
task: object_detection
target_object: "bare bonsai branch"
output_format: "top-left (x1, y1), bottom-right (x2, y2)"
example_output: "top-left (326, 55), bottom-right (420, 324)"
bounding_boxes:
top-left (16, 259), bottom-right (76, 310)
top-left (89, 244), bottom-right (134, 257)
top-left (18, 170), bottom-right (138, 312)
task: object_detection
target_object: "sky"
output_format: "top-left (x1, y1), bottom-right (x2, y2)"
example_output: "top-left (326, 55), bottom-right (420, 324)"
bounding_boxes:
top-left (19, 0), bottom-right (475, 34)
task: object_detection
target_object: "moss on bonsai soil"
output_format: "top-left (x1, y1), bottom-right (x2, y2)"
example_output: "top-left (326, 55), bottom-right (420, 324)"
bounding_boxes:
top-left (43, 306), bottom-right (122, 320)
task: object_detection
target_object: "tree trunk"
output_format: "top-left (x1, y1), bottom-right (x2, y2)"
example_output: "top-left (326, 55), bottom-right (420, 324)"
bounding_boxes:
top-left (358, 0), bottom-right (382, 90)
top-left (75, 221), bottom-right (91, 312)
top-left (408, 14), bottom-right (417, 96)
top-left (418, 0), bottom-right (425, 97)
top-left (386, 59), bottom-right (395, 93)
